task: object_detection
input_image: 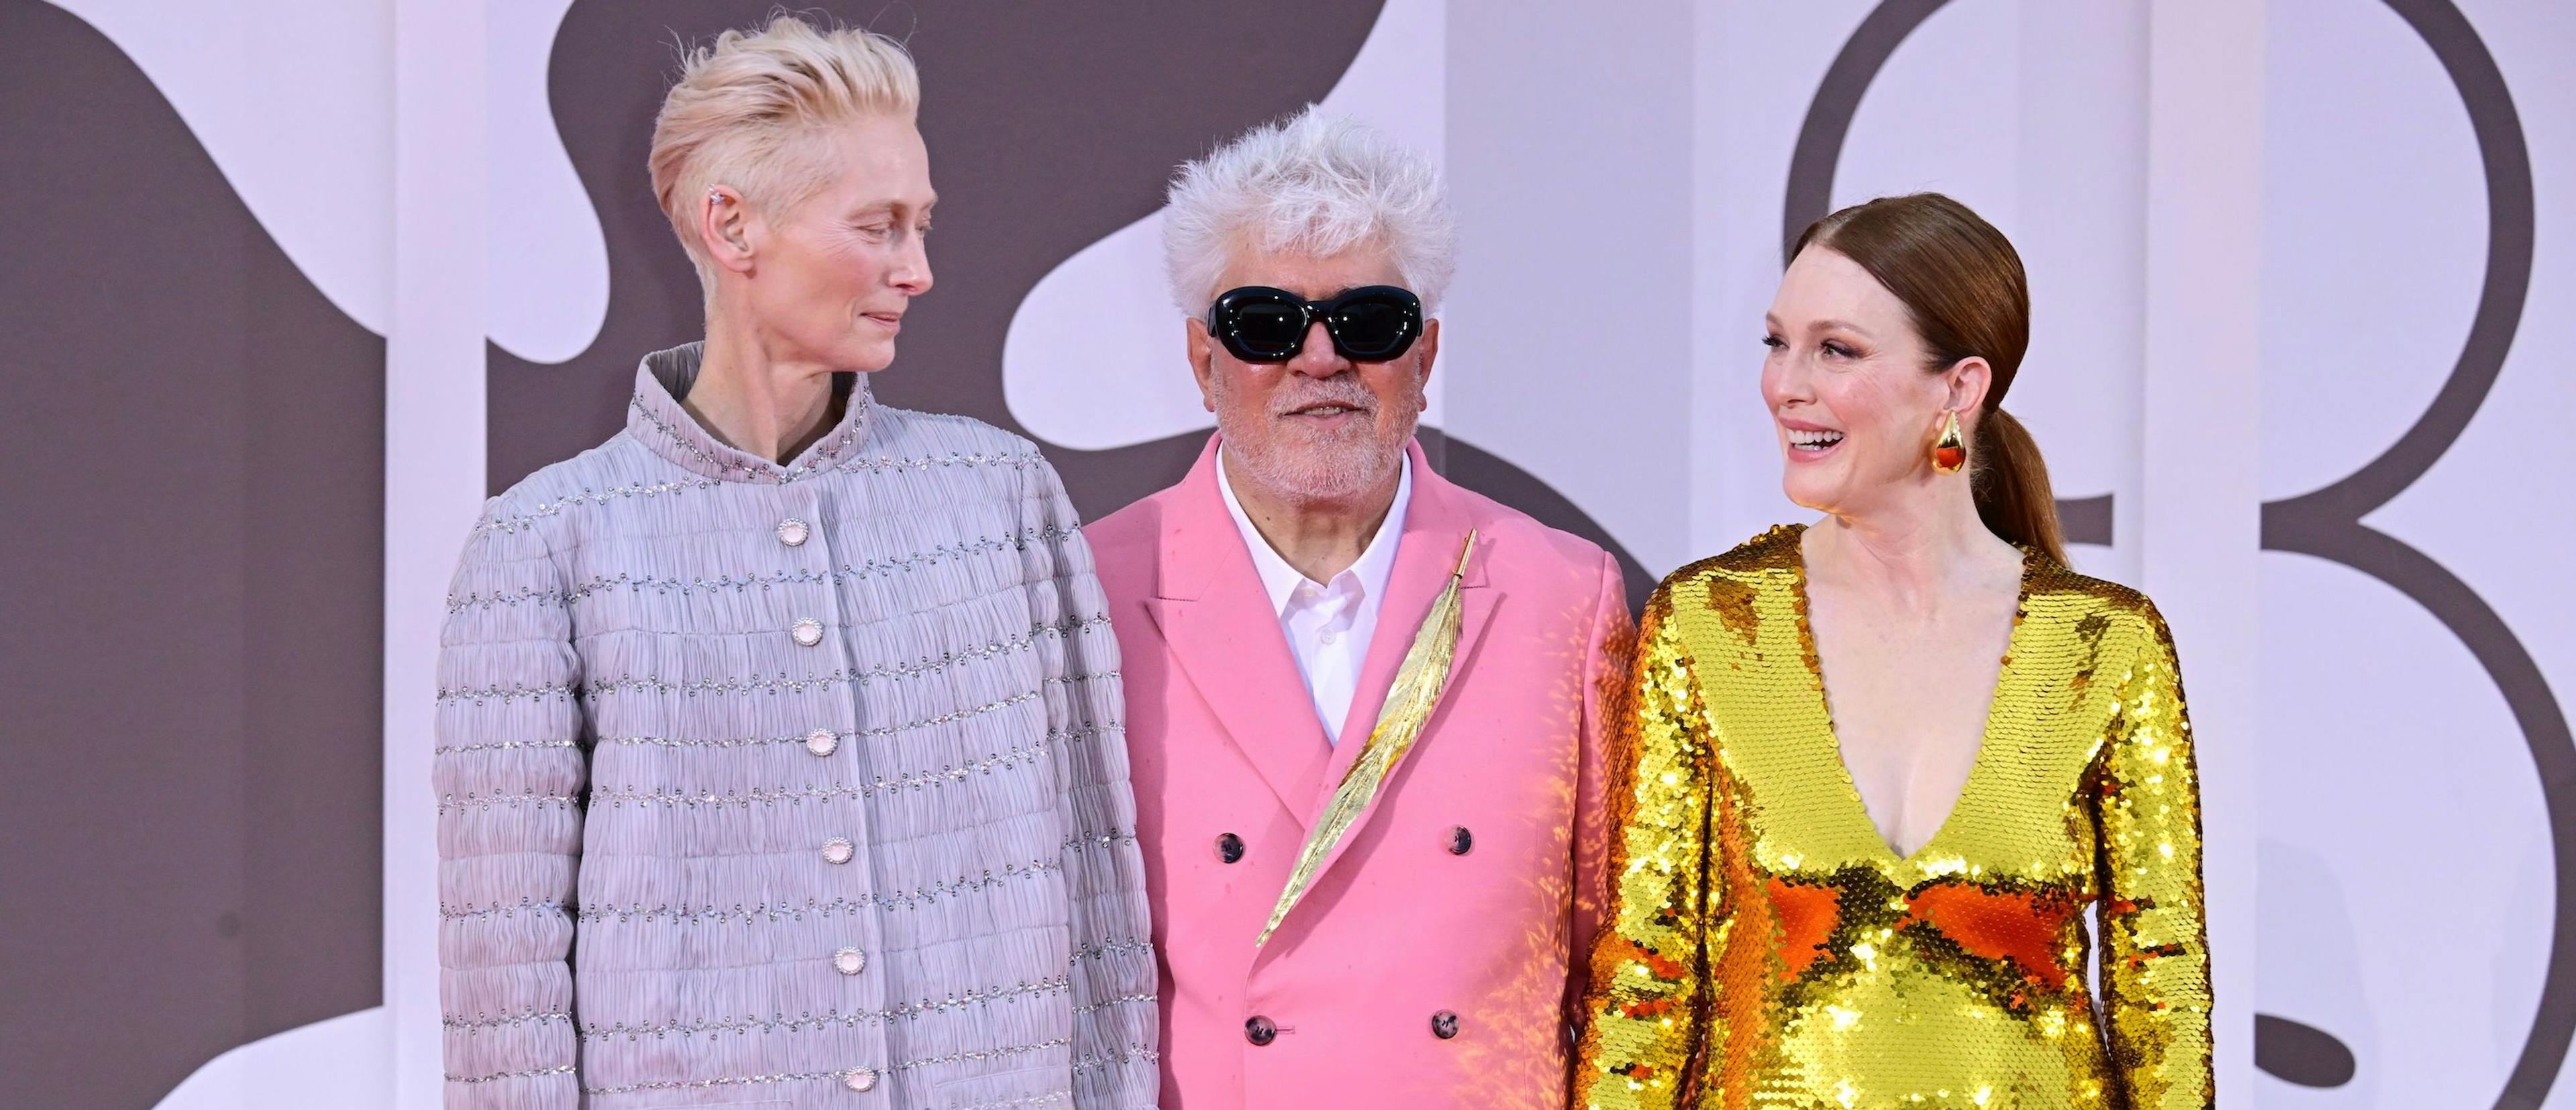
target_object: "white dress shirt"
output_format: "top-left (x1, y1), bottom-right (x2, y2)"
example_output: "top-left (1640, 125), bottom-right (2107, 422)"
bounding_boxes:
top-left (1216, 447), bottom-right (1411, 746)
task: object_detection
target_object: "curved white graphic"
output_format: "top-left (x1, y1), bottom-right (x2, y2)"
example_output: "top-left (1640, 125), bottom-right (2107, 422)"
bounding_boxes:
top-left (1000, 0), bottom-right (1448, 452)
top-left (151, 1007), bottom-right (389, 1110)
top-left (46, 0), bottom-right (393, 337)
top-left (485, 0), bottom-right (610, 363)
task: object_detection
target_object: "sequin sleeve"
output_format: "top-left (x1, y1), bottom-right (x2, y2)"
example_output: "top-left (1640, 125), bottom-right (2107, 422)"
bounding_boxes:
top-left (2095, 603), bottom-right (2214, 1109)
top-left (1022, 457), bottom-right (1161, 1110)
top-left (433, 503), bottom-right (586, 1107)
top-left (1572, 589), bottom-right (1720, 1110)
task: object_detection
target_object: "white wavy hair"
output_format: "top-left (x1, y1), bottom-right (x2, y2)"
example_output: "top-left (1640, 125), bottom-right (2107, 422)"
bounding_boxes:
top-left (1163, 107), bottom-right (1457, 315)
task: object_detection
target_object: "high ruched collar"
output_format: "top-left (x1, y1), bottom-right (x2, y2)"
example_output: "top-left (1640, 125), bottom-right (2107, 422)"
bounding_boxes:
top-left (625, 342), bottom-right (873, 484)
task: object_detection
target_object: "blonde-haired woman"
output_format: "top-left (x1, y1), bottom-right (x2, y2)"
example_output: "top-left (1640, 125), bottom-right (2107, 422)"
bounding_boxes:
top-left (435, 17), bottom-right (1158, 1109)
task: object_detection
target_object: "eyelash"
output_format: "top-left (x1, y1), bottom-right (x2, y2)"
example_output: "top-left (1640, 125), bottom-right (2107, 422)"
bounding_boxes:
top-left (1760, 336), bottom-right (1858, 359)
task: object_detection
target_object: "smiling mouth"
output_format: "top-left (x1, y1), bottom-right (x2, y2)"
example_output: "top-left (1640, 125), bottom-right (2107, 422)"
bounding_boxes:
top-left (1283, 403), bottom-right (1368, 419)
top-left (1786, 428), bottom-right (1845, 452)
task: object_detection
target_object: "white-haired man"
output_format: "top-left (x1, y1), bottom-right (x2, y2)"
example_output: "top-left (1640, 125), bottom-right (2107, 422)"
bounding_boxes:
top-left (1085, 109), bottom-right (1631, 1108)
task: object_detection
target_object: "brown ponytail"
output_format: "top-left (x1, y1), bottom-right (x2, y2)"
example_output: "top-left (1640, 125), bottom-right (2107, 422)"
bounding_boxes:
top-left (1792, 193), bottom-right (2065, 564)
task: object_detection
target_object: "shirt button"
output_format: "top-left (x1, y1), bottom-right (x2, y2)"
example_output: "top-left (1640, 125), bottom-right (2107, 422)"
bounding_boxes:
top-left (805, 728), bottom-right (839, 757)
top-left (792, 618), bottom-right (824, 646)
top-left (1215, 833), bottom-right (1245, 864)
top-left (1446, 826), bottom-right (1474, 856)
top-left (833, 947), bottom-right (867, 975)
top-left (842, 1066), bottom-right (878, 1092)
top-left (1431, 1010), bottom-right (1460, 1040)
top-left (777, 517), bottom-right (811, 546)
top-left (822, 838), bottom-right (855, 865)
top-left (1318, 629), bottom-right (1338, 645)
top-left (1245, 1015), bottom-right (1277, 1046)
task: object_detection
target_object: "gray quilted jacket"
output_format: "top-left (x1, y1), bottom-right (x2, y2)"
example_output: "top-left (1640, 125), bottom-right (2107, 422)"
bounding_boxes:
top-left (434, 344), bottom-right (1158, 1109)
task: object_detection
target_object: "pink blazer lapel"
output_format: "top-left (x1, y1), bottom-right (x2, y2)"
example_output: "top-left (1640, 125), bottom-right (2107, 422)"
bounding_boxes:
top-left (1311, 442), bottom-right (1497, 836)
top-left (1143, 437), bottom-right (1332, 830)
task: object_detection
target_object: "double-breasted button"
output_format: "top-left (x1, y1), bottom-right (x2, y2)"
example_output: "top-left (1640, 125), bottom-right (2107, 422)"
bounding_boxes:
top-left (806, 728), bottom-right (840, 757)
top-left (1245, 1016), bottom-right (1277, 1046)
top-left (833, 947), bottom-right (867, 975)
top-left (1446, 826), bottom-right (1474, 856)
top-left (791, 618), bottom-right (825, 647)
top-left (842, 1066), bottom-right (878, 1092)
top-left (1216, 833), bottom-right (1245, 864)
top-left (822, 837), bottom-right (855, 865)
top-left (1431, 1010), bottom-right (1460, 1040)
top-left (777, 517), bottom-right (811, 546)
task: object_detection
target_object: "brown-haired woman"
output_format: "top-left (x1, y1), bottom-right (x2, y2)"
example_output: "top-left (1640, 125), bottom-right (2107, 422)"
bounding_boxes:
top-left (1572, 193), bottom-right (2211, 1109)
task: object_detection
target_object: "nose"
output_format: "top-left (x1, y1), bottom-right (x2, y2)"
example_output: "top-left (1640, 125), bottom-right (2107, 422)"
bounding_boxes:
top-left (1285, 320), bottom-right (1349, 379)
top-left (892, 230), bottom-right (932, 296)
top-left (1762, 350), bottom-right (1812, 409)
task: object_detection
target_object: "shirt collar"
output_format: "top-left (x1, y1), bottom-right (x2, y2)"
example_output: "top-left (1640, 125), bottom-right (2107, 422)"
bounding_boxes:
top-left (1216, 446), bottom-right (1413, 617)
top-left (626, 342), bottom-right (873, 484)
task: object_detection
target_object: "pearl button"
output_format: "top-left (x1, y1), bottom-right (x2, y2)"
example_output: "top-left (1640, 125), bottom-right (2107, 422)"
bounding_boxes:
top-left (823, 837), bottom-right (855, 865)
top-left (833, 947), bottom-right (867, 975)
top-left (777, 517), bottom-right (810, 546)
top-left (805, 728), bottom-right (839, 757)
top-left (792, 618), bottom-right (824, 646)
top-left (843, 1066), bottom-right (877, 1092)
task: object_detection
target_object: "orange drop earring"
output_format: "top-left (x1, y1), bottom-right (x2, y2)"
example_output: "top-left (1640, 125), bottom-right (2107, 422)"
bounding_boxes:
top-left (1932, 409), bottom-right (1967, 473)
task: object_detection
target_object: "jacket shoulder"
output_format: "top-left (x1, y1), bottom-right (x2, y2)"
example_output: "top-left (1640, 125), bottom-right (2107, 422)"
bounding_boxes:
top-left (1436, 478), bottom-right (1615, 583)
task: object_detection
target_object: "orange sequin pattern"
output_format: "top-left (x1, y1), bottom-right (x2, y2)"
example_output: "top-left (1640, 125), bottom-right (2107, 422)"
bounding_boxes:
top-left (1573, 525), bottom-right (2212, 1109)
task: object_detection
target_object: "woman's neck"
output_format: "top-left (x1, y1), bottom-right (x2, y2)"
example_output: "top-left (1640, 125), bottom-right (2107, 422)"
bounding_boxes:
top-left (685, 304), bottom-right (844, 464)
top-left (1806, 482), bottom-right (2019, 613)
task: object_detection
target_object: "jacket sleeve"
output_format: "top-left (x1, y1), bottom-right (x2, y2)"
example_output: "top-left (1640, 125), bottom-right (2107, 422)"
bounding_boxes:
top-left (1572, 587), bottom-right (1721, 1110)
top-left (432, 506), bottom-right (586, 1108)
top-left (1564, 552), bottom-right (1635, 1036)
top-left (2095, 603), bottom-right (2214, 1109)
top-left (1022, 457), bottom-right (1161, 1110)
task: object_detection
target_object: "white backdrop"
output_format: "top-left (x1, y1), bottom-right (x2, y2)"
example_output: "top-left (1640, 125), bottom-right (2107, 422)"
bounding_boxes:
top-left (44, 0), bottom-right (2569, 1105)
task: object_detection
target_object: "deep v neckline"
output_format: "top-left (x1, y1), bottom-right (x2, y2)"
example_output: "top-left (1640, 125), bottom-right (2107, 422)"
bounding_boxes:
top-left (1786, 525), bottom-right (2039, 868)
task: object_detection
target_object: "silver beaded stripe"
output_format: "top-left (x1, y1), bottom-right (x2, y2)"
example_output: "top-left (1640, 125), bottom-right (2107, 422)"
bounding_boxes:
top-left (559, 527), bottom-right (1073, 603)
top-left (592, 698), bottom-right (1109, 752)
top-left (574, 859), bottom-right (1066, 923)
top-left (434, 736), bottom-right (582, 755)
top-left (578, 1033), bottom-right (1079, 1097)
top-left (441, 1010), bottom-right (571, 1033)
top-left (438, 898), bottom-right (565, 921)
top-left (474, 448), bottom-right (1044, 537)
top-left (570, 616), bottom-right (1113, 704)
top-left (590, 757), bottom-right (1044, 809)
top-left (436, 789), bottom-right (578, 815)
top-left (581, 976), bottom-right (1073, 1040)
top-left (1071, 938), bottom-right (1153, 963)
top-left (448, 1063), bottom-right (578, 1084)
top-left (447, 526), bottom-right (1073, 614)
top-left (1072, 991), bottom-right (1157, 1015)
top-left (959, 1093), bottom-right (1071, 1110)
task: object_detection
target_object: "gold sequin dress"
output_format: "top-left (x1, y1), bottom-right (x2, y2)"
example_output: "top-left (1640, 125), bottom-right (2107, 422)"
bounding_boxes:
top-left (1574, 525), bottom-right (2211, 1110)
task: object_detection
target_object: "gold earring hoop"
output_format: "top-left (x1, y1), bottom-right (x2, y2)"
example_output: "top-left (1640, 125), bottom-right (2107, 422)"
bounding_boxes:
top-left (1932, 409), bottom-right (1967, 473)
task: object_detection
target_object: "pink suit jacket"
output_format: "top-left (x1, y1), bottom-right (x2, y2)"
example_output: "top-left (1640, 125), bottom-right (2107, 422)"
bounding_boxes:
top-left (1085, 436), bottom-right (1631, 1109)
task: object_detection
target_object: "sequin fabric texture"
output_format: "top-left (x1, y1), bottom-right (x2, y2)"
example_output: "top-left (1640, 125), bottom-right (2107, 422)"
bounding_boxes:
top-left (1574, 525), bottom-right (2211, 1109)
top-left (435, 344), bottom-right (1158, 1109)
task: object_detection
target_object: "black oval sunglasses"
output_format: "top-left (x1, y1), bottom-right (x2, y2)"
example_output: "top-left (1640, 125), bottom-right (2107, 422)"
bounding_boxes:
top-left (1206, 285), bottom-right (1424, 364)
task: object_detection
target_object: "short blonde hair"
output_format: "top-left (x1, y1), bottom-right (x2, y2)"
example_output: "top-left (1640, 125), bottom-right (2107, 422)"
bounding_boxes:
top-left (649, 15), bottom-right (920, 277)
